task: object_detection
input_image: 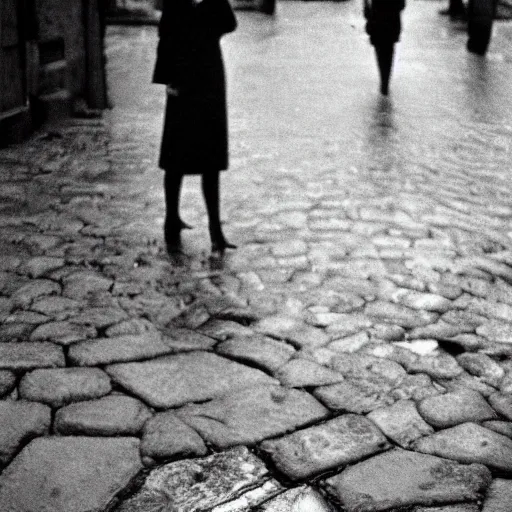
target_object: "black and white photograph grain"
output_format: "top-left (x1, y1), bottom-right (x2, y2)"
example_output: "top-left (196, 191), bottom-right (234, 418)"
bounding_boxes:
top-left (1, 0), bottom-right (512, 510)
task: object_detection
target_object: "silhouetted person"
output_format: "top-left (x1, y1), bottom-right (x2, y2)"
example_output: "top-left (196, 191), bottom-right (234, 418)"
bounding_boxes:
top-left (364, 0), bottom-right (405, 96)
top-left (153, 0), bottom-right (237, 255)
top-left (260, 0), bottom-right (276, 15)
top-left (466, 0), bottom-right (497, 55)
top-left (439, 0), bottom-right (467, 20)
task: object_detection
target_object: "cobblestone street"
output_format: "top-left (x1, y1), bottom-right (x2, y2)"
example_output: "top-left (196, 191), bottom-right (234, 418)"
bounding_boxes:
top-left (2, 1), bottom-right (512, 510)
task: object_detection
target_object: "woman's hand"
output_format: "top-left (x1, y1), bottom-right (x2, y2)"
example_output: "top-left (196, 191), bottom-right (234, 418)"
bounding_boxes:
top-left (166, 85), bottom-right (179, 97)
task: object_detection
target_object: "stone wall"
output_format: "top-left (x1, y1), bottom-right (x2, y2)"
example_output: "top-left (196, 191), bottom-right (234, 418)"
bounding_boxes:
top-left (35, 0), bottom-right (87, 98)
top-left (497, 0), bottom-right (512, 19)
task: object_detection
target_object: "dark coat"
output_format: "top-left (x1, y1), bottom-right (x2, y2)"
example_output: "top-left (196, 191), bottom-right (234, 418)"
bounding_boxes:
top-left (153, 0), bottom-right (237, 173)
top-left (364, 0), bottom-right (405, 47)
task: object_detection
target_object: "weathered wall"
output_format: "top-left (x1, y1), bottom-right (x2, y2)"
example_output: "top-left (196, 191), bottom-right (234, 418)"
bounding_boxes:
top-left (35, 0), bottom-right (86, 97)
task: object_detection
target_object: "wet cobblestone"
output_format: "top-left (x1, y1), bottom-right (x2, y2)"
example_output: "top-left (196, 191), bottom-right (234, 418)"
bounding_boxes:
top-left (1, 1), bottom-right (512, 510)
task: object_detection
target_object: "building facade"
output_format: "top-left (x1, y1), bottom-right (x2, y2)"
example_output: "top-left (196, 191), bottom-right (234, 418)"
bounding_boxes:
top-left (0, 0), bottom-right (107, 146)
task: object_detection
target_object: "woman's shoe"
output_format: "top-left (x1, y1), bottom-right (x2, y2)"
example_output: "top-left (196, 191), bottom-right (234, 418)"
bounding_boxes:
top-left (165, 229), bottom-right (182, 254)
top-left (164, 218), bottom-right (191, 254)
top-left (211, 233), bottom-right (237, 254)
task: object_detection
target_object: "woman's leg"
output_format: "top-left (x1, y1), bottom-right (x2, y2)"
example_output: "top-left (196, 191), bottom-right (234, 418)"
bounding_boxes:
top-left (440, 0), bottom-right (466, 18)
top-left (201, 171), bottom-right (236, 253)
top-left (374, 43), bottom-right (395, 96)
top-left (164, 171), bottom-right (191, 253)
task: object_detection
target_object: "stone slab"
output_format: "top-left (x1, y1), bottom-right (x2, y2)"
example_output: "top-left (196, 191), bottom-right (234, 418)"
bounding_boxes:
top-left (62, 270), bottom-right (113, 299)
top-left (441, 333), bottom-right (487, 352)
top-left (106, 352), bottom-right (278, 408)
top-left (271, 239), bottom-right (308, 257)
top-left (369, 324), bottom-right (406, 341)
top-left (0, 370), bottom-right (16, 397)
top-left (216, 334), bottom-right (296, 372)
top-left (325, 313), bottom-right (374, 338)
top-left (0, 342), bottom-right (65, 371)
top-left (54, 394), bottom-right (153, 435)
top-left (438, 371), bottom-right (499, 398)
top-left (365, 300), bottom-right (439, 328)
top-left (274, 358), bottom-right (345, 387)
top-left (0, 274), bottom-right (28, 299)
top-left (327, 331), bottom-right (370, 353)
top-left (105, 318), bottom-right (159, 337)
top-left (0, 322), bottom-right (32, 343)
top-left (329, 352), bottom-right (407, 386)
top-left (19, 256), bottom-right (65, 278)
top-left (176, 384), bottom-right (329, 448)
top-left (171, 301), bottom-right (210, 329)
top-left (500, 371), bottom-right (512, 393)
top-left (68, 332), bottom-right (175, 366)
top-left (314, 380), bottom-right (394, 414)
top-left (308, 312), bottom-right (358, 329)
top-left (408, 321), bottom-right (465, 341)
top-left (367, 399), bottom-right (434, 448)
top-left (395, 339), bottom-right (439, 357)
top-left (258, 486), bottom-right (335, 512)
top-left (3, 310), bottom-right (49, 325)
top-left (417, 389), bottom-right (497, 428)
top-left (141, 411), bottom-right (207, 460)
top-left (68, 306), bottom-right (129, 328)
top-left (253, 315), bottom-right (329, 348)
top-left (29, 320), bottom-right (97, 345)
top-left (391, 289), bottom-right (453, 312)
top-left (162, 327), bottom-right (218, 351)
top-left (197, 318), bottom-right (255, 341)
top-left (10, 279), bottom-right (61, 308)
top-left (30, 296), bottom-right (80, 317)
top-left (0, 400), bottom-right (51, 468)
top-left (389, 373), bottom-right (441, 402)
top-left (476, 320), bottom-right (512, 343)
top-left (325, 449), bottom-right (491, 512)
top-left (456, 353), bottom-right (505, 388)
top-left (489, 392), bottom-right (512, 421)
top-left (413, 423), bottom-right (512, 472)
top-left (404, 352), bottom-right (464, 379)
top-left (482, 478), bottom-right (512, 512)
top-left (482, 420), bottom-right (512, 439)
top-left (0, 436), bottom-right (142, 512)
top-left (19, 367), bottom-right (112, 407)
top-left (0, 256), bottom-right (21, 271)
top-left (210, 480), bottom-right (286, 512)
top-left (413, 505), bottom-right (479, 512)
top-left (260, 414), bottom-right (389, 480)
top-left (117, 446), bottom-right (273, 512)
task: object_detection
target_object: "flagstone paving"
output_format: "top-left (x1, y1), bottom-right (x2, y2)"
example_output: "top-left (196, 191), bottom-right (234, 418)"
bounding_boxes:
top-left (1, 1), bottom-right (512, 511)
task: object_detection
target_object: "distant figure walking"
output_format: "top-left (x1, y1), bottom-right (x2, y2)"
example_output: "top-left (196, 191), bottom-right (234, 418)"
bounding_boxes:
top-left (260, 0), bottom-right (276, 15)
top-left (439, 0), bottom-right (467, 20)
top-left (153, 0), bottom-right (237, 255)
top-left (364, 0), bottom-right (406, 96)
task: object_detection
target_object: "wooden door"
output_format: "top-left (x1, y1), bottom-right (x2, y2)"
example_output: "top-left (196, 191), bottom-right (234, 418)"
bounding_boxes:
top-left (0, 0), bottom-right (28, 121)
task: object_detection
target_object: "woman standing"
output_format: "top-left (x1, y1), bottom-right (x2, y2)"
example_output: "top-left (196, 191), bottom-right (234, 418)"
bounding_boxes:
top-left (153, 0), bottom-right (237, 255)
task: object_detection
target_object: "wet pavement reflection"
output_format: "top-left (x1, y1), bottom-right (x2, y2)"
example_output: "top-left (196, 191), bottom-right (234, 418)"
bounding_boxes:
top-left (106, 1), bottom-right (512, 251)
top-left (2, 2), bottom-right (512, 510)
